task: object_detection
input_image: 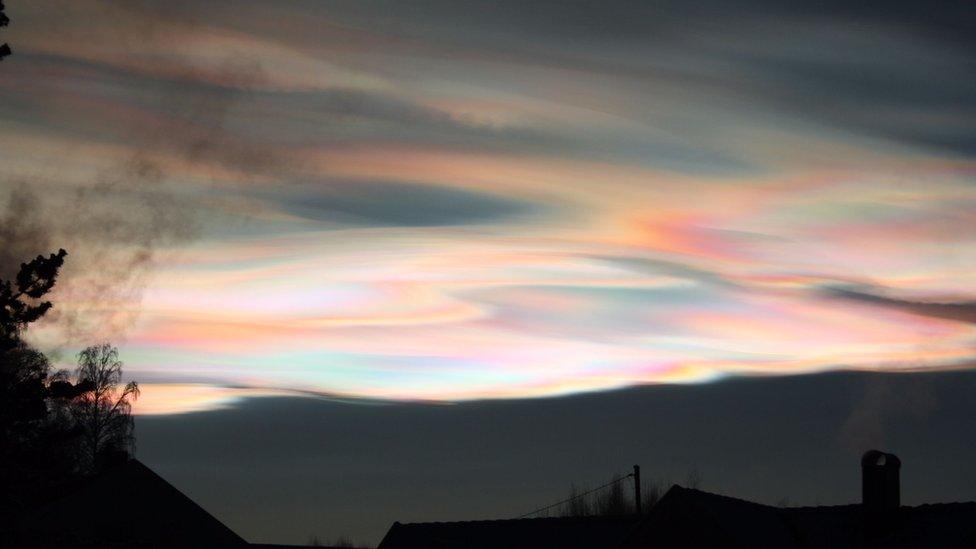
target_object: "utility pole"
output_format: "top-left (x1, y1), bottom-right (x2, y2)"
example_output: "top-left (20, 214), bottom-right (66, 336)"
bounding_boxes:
top-left (633, 464), bottom-right (642, 514)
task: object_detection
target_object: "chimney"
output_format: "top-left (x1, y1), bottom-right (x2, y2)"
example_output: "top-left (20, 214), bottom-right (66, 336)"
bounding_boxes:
top-left (861, 450), bottom-right (900, 512)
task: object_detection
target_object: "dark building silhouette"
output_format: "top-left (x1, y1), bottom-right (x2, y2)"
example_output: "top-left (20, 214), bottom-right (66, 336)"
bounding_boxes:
top-left (380, 451), bottom-right (976, 549)
top-left (3, 459), bottom-right (247, 548)
top-left (620, 484), bottom-right (976, 549)
top-left (252, 545), bottom-right (349, 549)
top-left (378, 514), bottom-right (642, 549)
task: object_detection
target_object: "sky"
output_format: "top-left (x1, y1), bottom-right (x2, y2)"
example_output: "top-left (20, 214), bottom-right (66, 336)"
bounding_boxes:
top-left (2, 0), bottom-right (973, 408)
top-left (0, 0), bottom-right (975, 544)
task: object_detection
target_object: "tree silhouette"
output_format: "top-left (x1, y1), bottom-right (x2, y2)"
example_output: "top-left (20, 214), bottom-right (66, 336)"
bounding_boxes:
top-left (0, 250), bottom-right (69, 439)
top-left (0, 249), bottom-right (146, 522)
top-left (74, 343), bottom-right (140, 469)
top-left (556, 473), bottom-right (631, 517)
top-left (0, 1), bottom-right (10, 60)
top-left (555, 471), bottom-right (674, 516)
top-left (0, 249), bottom-right (76, 514)
top-left (0, 249), bottom-right (67, 351)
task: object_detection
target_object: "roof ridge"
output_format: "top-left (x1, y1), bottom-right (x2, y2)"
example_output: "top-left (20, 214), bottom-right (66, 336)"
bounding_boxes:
top-left (907, 501), bottom-right (976, 508)
top-left (671, 485), bottom-right (778, 509)
top-left (395, 514), bottom-right (644, 527)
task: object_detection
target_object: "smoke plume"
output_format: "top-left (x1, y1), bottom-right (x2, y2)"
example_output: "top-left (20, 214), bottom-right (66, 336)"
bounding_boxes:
top-left (0, 1), bottom-right (277, 345)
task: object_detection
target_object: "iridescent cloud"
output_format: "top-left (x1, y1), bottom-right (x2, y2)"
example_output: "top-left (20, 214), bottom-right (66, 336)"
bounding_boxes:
top-left (2, 1), bottom-right (973, 412)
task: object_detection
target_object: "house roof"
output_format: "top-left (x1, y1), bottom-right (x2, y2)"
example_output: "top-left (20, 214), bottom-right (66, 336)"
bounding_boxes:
top-left (378, 514), bottom-right (643, 549)
top-left (783, 501), bottom-right (976, 549)
top-left (621, 485), bottom-right (797, 549)
top-left (378, 485), bottom-right (976, 549)
top-left (5, 459), bottom-right (248, 548)
top-left (248, 543), bottom-right (348, 549)
top-left (622, 485), bottom-right (976, 549)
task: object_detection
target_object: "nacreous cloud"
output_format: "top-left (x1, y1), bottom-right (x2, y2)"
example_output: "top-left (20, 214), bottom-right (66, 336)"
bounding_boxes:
top-left (2, 0), bottom-right (974, 411)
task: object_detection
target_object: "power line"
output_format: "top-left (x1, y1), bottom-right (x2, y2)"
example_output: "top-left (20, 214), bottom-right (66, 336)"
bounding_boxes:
top-left (516, 473), bottom-right (635, 519)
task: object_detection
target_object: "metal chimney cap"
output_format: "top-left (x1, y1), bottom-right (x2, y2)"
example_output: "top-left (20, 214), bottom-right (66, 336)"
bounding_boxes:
top-left (861, 449), bottom-right (901, 468)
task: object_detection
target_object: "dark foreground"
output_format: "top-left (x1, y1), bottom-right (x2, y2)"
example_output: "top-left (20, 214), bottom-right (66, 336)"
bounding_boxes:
top-left (138, 370), bottom-right (976, 544)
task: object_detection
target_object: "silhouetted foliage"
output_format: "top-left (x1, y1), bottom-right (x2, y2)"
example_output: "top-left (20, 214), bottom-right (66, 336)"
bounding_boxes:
top-left (0, 250), bottom-right (142, 522)
top-left (556, 471), bottom-right (678, 516)
top-left (596, 473), bottom-right (629, 515)
top-left (333, 536), bottom-right (364, 548)
top-left (557, 473), bottom-right (632, 516)
top-left (561, 483), bottom-right (594, 517)
top-left (74, 343), bottom-right (140, 469)
top-left (0, 249), bottom-right (79, 515)
top-left (0, 1), bottom-right (10, 60)
top-left (308, 534), bottom-right (373, 548)
top-left (0, 249), bottom-right (67, 350)
top-left (641, 477), bottom-right (665, 512)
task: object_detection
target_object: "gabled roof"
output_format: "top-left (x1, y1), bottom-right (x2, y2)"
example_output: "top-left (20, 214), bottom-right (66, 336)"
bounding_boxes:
top-left (622, 485), bottom-right (976, 549)
top-left (6, 459), bottom-right (247, 548)
top-left (378, 514), bottom-right (642, 549)
top-left (621, 485), bottom-right (796, 549)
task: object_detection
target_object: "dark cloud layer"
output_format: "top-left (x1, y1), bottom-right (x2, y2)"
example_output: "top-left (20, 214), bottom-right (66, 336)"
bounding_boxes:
top-left (137, 370), bottom-right (976, 545)
top-left (828, 287), bottom-right (976, 325)
top-left (311, 0), bottom-right (976, 157)
top-left (270, 180), bottom-right (542, 227)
